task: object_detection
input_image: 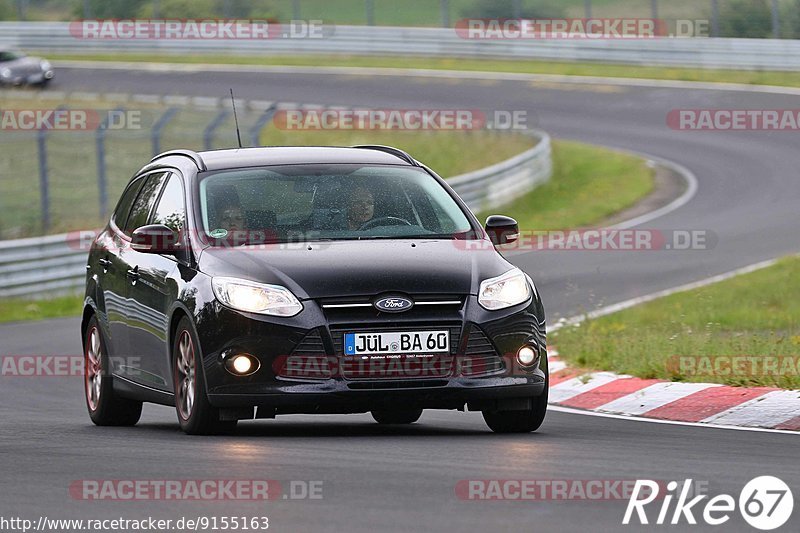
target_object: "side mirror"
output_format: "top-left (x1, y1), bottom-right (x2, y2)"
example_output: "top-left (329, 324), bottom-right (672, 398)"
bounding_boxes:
top-left (485, 215), bottom-right (519, 246)
top-left (131, 224), bottom-right (182, 254)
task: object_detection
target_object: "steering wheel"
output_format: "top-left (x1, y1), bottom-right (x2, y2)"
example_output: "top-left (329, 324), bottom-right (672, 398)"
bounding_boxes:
top-left (358, 216), bottom-right (413, 231)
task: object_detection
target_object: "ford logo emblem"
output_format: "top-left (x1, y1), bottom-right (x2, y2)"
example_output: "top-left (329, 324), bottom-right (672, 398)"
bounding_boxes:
top-left (374, 296), bottom-right (414, 313)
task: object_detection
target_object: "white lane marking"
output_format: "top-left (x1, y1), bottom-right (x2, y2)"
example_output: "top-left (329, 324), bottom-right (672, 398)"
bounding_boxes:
top-left (547, 256), bottom-right (791, 331)
top-left (504, 147), bottom-right (699, 260)
top-left (607, 154), bottom-right (698, 231)
top-left (549, 372), bottom-right (624, 404)
top-left (595, 382), bottom-right (720, 416)
top-left (56, 60), bottom-right (800, 97)
top-left (701, 390), bottom-right (800, 428)
top-left (548, 405), bottom-right (800, 435)
top-left (548, 361), bottom-right (567, 373)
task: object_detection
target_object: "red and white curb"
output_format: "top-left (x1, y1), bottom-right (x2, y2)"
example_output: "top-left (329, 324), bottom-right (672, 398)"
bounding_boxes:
top-left (547, 349), bottom-right (800, 432)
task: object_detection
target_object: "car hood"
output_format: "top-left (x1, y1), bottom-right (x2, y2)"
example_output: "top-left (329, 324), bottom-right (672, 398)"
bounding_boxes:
top-left (198, 239), bottom-right (512, 300)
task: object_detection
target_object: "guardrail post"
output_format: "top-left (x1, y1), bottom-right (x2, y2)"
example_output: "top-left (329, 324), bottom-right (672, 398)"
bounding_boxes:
top-left (651, 0), bottom-right (658, 19)
top-left (249, 104), bottom-right (278, 147)
top-left (292, 0), bottom-right (301, 20)
top-left (151, 107), bottom-right (179, 156)
top-left (16, 0), bottom-right (27, 20)
top-left (96, 108), bottom-right (123, 222)
top-left (584, 0), bottom-right (592, 19)
top-left (440, 0), bottom-right (449, 28)
top-left (36, 126), bottom-right (50, 233)
top-left (204, 109), bottom-right (231, 150)
top-left (82, 0), bottom-right (91, 19)
top-left (771, 0), bottom-right (780, 38)
top-left (366, 0), bottom-right (374, 26)
top-left (711, 0), bottom-right (720, 37)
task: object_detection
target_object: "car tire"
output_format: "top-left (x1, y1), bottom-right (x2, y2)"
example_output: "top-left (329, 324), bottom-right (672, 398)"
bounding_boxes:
top-left (482, 387), bottom-right (548, 434)
top-left (83, 316), bottom-right (143, 426)
top-left (173, 317), bottom-right (237, 436)
top-left (371, 409), bottom-right (423, 424)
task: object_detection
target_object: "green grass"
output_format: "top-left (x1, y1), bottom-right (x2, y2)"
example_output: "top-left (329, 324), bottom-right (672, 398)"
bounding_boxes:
top-left (259, 126), bottom-right (535, 179)
top-left (0, 94), bottom-right (534, 239)
top-left (478, 140), bottom-right (654, 230)
top-left (0, 0), bottom-right (725, 26)
top-left (49, 52), bottom-right (800, 90)
top-left (271, 0), bottom-right (710, 26)
top-left (0, 294), bottom-right (83, 323)
top-left (554, 257), bottom-right (800, 389)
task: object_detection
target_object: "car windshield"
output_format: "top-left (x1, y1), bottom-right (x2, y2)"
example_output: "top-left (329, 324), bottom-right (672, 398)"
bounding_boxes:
top-left (197, 164), bottom-right (476, 244)
top-left (0, 51), bottom-right (24, 62)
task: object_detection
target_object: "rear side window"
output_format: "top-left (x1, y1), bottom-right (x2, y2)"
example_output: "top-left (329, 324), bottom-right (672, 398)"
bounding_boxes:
top-left (112, 178), bottom-right (145, 229)
top-left (150, 173), bottom-right (186, 233)
top-left (124, 173), bottom-right (167, 236)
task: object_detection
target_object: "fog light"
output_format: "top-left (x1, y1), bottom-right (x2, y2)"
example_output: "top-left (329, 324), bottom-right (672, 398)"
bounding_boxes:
top-left (517, 346), bottom-right (537, 367)
top-left (224, 353), bottom-right (260, 376)
top-left (233, 356), bottom-right (252, 374)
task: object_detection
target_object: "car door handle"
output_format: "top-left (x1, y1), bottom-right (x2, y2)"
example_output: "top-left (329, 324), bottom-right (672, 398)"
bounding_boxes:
top-left (99, 259), bottom-right (112, 268)
top-left (126, 268), bottom-right (139, 281)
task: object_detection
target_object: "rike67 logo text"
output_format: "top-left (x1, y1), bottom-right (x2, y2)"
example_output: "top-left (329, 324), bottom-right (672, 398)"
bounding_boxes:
top-left (624, 477), bottom-right (793, 530)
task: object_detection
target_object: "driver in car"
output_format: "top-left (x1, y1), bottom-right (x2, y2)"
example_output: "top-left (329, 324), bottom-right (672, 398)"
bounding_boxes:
top-left (347, 186), bottom-right (375, 230)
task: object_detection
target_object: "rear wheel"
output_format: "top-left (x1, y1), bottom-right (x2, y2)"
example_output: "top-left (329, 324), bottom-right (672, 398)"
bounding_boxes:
top-left (83, 316), bottom-right (142, 426)
top-left (173, 317), bottom-right (237, 435)
top-left (482, 388), bottom-right (548, 434)
top-left (371, 409), bottom-right (423, 425)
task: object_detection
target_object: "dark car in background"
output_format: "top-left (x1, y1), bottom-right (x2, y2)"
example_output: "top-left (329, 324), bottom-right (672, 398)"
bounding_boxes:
top-left (0, 49), bottom-right (54, 86)
top-left (81, 146), bottom-right (548, 435)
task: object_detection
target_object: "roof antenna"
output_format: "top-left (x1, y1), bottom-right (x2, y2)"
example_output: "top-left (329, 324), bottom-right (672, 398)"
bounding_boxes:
top-left (230, 88), bottom-right (243, 148)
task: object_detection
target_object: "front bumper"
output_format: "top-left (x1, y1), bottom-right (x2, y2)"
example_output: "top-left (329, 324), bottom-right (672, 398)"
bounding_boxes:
top-left (196, 294), bottom-right (547, 414)
top-left (1, 71), bottom-right (53, 85)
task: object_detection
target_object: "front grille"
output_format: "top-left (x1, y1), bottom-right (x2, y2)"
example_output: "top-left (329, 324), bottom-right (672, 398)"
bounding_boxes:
top-left (276, 329), bottom-right (331, 380)
top-left (458, 326), bottom-right (505, 377)
top-left (347, 380), bottom-right (449, 390)
top-left (320, 294), bottom-right (464, 323)
top-left (292, 328), bottom-right (327, 355)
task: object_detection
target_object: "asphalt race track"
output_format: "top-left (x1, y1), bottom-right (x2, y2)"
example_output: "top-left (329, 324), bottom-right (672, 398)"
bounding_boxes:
top-left (1, 66), bottom-right (799, 532)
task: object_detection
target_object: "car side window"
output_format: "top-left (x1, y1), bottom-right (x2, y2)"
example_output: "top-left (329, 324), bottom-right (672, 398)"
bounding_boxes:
top-left (150, 173), bottom-right (186, 233)
top-left (112, 178), bottom-right (145, 229)
top-left (123, 172), bottom-right (167, 236)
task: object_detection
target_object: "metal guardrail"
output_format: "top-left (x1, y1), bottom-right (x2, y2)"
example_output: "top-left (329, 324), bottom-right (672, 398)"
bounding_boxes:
top-left (0, 122), bottom-right (552, 298)
top-left (3, 22), bottom-right (800, 70)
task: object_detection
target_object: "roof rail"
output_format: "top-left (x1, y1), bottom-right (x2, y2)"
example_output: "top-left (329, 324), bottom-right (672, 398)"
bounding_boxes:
top-left (149, 149), bottom-right (207, 171)
top-left (351, 145), bottom-right (418, 166)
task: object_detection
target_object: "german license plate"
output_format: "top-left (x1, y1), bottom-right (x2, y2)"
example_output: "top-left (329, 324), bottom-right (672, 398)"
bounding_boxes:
top-left (344, 331), bottom-right (449, 355)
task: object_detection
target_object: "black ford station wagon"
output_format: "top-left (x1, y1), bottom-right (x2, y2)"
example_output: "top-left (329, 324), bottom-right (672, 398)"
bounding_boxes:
top-left (82, 146), bottom-right (548, 435)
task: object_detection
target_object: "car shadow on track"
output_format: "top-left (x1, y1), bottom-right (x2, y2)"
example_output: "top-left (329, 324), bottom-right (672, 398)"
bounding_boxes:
top-left (125, 421), bottom-right (490, 438)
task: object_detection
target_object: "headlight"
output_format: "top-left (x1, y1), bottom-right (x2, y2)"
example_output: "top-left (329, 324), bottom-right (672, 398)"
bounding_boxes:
top-left (478, 268), bottom-right (531, 311)
top-left (212, 277), bottom-right (303, 317)
top-left (40, 60), bottom-right (51, 72)
top-left (0, 68), bottom-right (11, 78)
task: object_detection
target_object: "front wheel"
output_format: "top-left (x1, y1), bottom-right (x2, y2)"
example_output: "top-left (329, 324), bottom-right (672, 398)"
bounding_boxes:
top-left (83, 316), bottom-right (142, 426)
top-left (371, 409), bottom-right (423, 425)
top-left (482, 389), bottom-right (548, 434)
top-left (173, 317), bottom-right (237, 435)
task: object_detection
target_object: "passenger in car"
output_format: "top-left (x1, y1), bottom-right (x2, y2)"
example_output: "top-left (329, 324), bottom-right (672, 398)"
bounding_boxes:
top-left (347, 186), bottom-right (375, 230)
